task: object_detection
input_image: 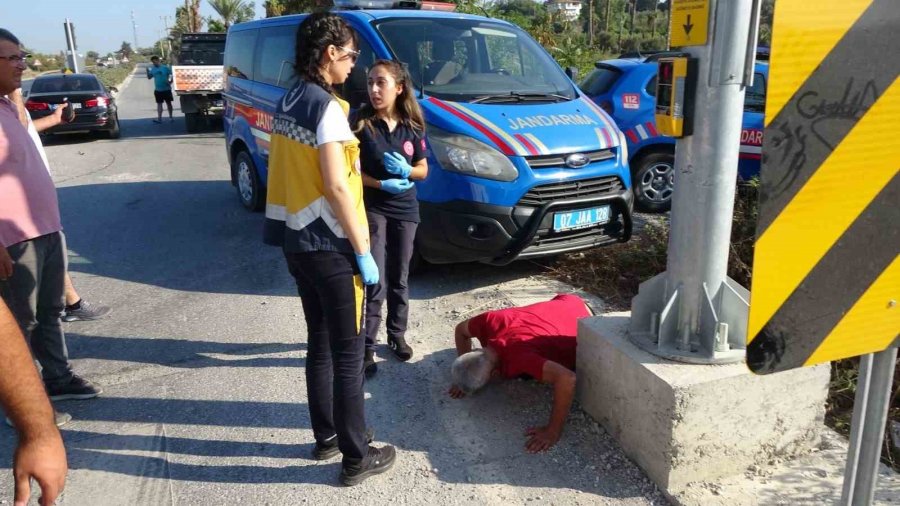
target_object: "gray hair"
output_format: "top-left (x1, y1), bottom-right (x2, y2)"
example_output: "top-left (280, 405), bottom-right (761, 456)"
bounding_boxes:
top-left (0, 29), bottom-right (21, 46)
top-left (451, 349), bottom-right (495, 394)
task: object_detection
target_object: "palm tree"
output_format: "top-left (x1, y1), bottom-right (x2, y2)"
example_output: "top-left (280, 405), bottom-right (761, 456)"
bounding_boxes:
top-left (208, 0), bottom-right (255, 29)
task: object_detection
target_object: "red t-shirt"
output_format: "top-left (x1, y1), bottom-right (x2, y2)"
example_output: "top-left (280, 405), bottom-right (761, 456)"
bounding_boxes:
top-left (467, 294), bottom-right (591, 381)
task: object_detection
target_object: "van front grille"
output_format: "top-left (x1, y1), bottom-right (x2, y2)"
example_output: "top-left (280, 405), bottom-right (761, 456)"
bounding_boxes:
top-left (518, 176), bottom-right (624, 207)
top-left (525, 149), bottom-right (615, 169)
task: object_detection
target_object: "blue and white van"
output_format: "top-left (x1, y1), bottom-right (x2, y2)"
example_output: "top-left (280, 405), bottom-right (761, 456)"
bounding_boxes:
top-left (223, 1), bottom-right (633, 265)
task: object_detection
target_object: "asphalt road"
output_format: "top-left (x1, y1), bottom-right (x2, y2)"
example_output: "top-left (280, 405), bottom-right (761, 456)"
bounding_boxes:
top-left (0, 66), bottom-right (669, 505)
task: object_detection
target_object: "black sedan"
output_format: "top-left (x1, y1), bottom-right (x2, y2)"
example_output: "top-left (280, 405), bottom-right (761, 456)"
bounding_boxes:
top-left (25, 73), bottom-right (120, 139)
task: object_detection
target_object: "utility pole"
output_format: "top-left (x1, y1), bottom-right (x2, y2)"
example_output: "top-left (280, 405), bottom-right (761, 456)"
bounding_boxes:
top-left (131, 10), bottom-right (139, 50)
top-left (157, 30), bottom-right (166, 59)
top-left (161, 15), bottom-right (173, 61)
top-left (629, 0), bottom-right (762, 363)
top-left (63, 19), bottom-right (79, 73)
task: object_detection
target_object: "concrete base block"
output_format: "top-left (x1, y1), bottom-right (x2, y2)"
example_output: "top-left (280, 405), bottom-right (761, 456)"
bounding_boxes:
top-left (576, 312), bottom-right (830, 498)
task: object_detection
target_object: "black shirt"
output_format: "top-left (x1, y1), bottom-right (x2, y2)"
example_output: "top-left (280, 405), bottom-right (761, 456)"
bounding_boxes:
top-left (353, 116), bottom-right (427, 223)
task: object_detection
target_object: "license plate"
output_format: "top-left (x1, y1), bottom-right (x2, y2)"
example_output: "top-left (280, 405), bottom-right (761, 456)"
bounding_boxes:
top-left (553, 206), bottom-right (611, 232)
top-left (71, 103), bottom-right (82, 109)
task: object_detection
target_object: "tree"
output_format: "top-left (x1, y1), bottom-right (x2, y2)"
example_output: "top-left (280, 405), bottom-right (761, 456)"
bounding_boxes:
top-left (264, 0), bottom-right (326, 16)
top-left (758, 0), bottom-right (775, 46)
top-left (189, 0), bottom-right (203, 32)
top-left (495, 0), bottom-right (543, 17)
top-left (206, 17), bottom-right (227, 32)
top-left (120, 42), bottom-right (134, 58)
top-left (208, 0), bottom-right (256, 29)
top-left (86, 50), bottom-right (100, 59)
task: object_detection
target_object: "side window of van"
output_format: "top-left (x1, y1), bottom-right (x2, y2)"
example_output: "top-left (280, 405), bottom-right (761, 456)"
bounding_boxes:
top-left (339, 36), bottom-right (376, 110)
top-left (256, 25), bottom-right (298, 89)
top-left (225, 29), bottom-right (258, 80)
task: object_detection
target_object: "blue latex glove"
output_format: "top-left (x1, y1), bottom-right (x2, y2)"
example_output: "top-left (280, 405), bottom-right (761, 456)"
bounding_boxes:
top-left (383, 151), bottom-right (413, 179)
top-left (380, 178), bottom-right (414, 194)
top-left (356, 251), bottom-right (379, 286)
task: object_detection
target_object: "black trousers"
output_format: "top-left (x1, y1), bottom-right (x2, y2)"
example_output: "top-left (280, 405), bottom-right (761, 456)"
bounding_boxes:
top-left (364, 212), bottom-right (418, 353)
top-left (285, 250), bottom-right (367, 463)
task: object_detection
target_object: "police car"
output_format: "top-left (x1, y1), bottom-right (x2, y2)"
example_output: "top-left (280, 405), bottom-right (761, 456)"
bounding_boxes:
top-left (580, 51), bottom-right (767, 212)
top-left (223, 0), bottom-right (634, 265)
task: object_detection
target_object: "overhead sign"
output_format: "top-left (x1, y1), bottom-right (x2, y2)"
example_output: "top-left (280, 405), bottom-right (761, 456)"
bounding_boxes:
top-left (670, 0), bottom-right (709, 47)
top-left (746, 0), bottom-right (900, 374)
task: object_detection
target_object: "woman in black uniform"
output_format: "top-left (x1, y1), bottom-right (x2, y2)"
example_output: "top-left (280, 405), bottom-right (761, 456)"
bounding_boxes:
top-left (351, 60), bottom-right (429, 377)
top-left (263, 13), bottom-right (394, 486)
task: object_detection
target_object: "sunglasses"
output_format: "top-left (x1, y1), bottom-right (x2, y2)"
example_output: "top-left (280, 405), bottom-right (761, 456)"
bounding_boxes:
top-left (338, 46), bottom-right (360, 63)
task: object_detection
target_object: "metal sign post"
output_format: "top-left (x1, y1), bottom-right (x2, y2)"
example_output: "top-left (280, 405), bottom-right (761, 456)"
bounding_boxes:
top-left (629, 0), bottom-right (761, 364)
top-left (841, 348), bottom-right (898, 505)
top-left (63, 19), bottom-right (79, 73)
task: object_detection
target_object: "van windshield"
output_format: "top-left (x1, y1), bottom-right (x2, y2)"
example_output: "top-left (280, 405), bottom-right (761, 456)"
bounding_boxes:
top-left (375, 18), bottom-right (577, 103)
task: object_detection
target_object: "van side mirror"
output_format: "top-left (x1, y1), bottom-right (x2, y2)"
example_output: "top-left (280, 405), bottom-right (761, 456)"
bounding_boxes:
top-left (565, 66), bottom-right (579, 81)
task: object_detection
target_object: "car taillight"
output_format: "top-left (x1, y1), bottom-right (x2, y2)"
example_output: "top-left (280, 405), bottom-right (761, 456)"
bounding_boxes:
top-left (600, 101), bottom-right (614, 115)
top-left (25, 100), bottom-right (49, 111)
top-left (84, 97), bottom-right (108, 108)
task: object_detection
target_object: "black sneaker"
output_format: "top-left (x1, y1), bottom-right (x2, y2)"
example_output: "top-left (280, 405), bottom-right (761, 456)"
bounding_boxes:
top-left (340, 445), bottom-right (396, 486)
top-left (388, 336), bottom-right (413, 362)
top-left (6, 410), bottom-right (72, 428)
top-left (364, 349), bottom-right (377, 378)
top-left (63, 300), bottom-right (112, 322)
top-left (46, 375), bottom-right (102, 401)
top-left (313, 428), bottom-right (375, 461)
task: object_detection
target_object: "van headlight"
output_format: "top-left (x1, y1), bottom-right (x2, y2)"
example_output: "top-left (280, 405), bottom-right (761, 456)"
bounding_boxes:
top-left (427, 125), bottom-right (518, 182)
top-left (617, 129), bottom-right (629, 162)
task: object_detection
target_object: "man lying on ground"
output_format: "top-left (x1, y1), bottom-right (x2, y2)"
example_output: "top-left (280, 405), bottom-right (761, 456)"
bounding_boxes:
top-left (448, 294), bottom-right (592, 453)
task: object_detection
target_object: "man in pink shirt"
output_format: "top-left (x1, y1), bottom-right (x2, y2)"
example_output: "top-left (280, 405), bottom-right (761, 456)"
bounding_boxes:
top-left (0, 29), bottom-right (100, 424)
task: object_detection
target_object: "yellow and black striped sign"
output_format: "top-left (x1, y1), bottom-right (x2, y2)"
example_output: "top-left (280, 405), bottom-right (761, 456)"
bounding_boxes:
top-left (746, 0), bottom-right (899, 374)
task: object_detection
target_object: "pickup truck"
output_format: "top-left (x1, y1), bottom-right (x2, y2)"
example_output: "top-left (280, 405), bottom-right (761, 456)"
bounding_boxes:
top-left (173, 32), bottom-right (226, 132)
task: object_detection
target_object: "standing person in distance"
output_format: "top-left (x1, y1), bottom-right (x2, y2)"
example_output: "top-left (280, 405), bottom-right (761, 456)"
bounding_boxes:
top-left (352, 60), bottom-right (428, 378)
top-left (146, 56), bottom-right (174, 123)
top-left (262, 13), bottom-right (395, 486)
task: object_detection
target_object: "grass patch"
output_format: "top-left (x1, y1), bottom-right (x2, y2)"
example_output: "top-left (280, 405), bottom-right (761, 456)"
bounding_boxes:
top-left (547, 218), bottom-right (668, 310)
top-left (87, 63), bottom-right (136, 89)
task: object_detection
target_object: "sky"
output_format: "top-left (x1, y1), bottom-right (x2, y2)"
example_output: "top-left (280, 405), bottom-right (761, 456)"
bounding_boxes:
top-left (4, 0), bottom-right (268, 55)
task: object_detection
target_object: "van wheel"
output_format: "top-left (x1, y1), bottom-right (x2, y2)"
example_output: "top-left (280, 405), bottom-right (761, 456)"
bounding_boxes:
top-left (234, 151), bottom-right (264, 212)
top-left (632, 152), bottom-right (675, 213)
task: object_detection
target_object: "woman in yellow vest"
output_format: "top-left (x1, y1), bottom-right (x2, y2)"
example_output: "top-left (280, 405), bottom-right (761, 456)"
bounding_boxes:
top-left (263, 12), bottom-right (395, 486)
